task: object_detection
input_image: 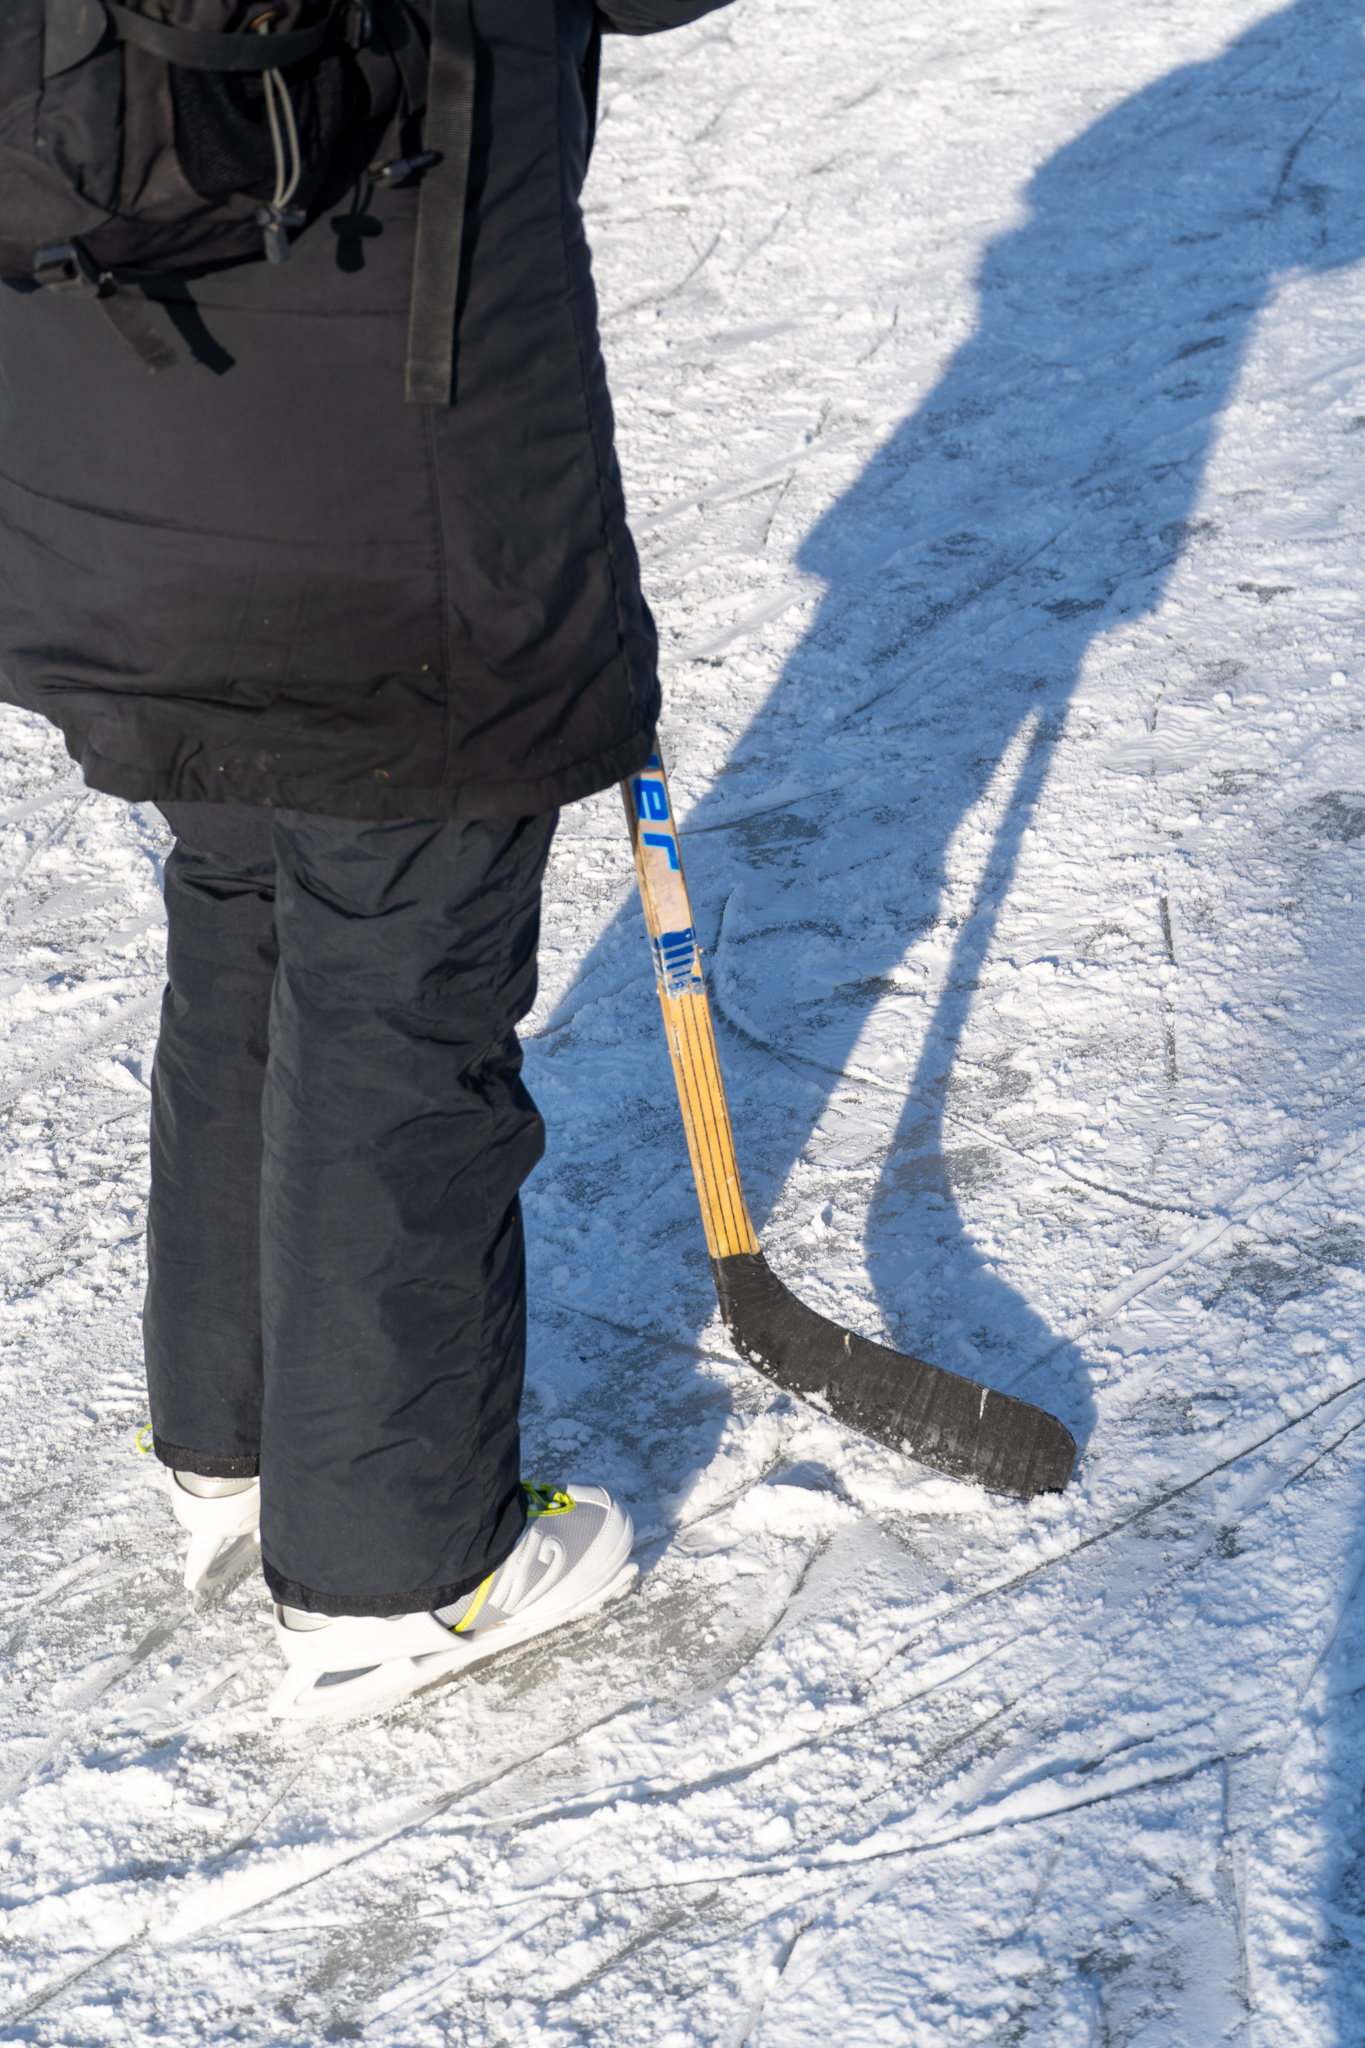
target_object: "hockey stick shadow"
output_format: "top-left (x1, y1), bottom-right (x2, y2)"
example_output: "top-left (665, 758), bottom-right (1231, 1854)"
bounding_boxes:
top-left (538, 0), bottom-right (1365, 1512)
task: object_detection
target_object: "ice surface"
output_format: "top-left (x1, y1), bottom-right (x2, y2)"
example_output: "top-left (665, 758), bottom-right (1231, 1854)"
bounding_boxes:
top-left (3, 0), bottom-right (1365, 2040)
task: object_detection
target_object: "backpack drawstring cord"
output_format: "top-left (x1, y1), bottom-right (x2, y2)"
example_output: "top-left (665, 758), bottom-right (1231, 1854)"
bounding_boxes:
top-left (253, 14), bottom-right (305, 263)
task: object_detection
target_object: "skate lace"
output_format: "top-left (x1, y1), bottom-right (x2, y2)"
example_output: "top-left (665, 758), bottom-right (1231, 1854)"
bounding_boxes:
top-left (523, 1484), bottom-right (575, 1519)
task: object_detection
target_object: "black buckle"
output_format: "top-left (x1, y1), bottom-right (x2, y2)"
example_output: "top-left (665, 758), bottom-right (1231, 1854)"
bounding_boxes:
top-left (33, 243), bottom-right (103, 295)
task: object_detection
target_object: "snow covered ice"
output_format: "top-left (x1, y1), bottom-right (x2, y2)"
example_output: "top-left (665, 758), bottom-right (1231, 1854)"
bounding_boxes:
top-left (4, 0), bottom-right (1365, 2038)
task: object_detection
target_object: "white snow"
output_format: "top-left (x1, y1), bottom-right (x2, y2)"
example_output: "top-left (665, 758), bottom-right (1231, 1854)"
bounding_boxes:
top-left (3, 0), bottom-right (1365, 2039)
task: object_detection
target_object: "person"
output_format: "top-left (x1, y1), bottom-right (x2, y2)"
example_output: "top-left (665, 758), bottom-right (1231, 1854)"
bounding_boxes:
top-left (0, 0), bottom-right (732, 1721)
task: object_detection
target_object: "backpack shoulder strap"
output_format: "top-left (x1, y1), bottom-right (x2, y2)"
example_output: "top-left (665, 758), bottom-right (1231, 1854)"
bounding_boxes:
top-left (404, 0), bottom-right (474, 405)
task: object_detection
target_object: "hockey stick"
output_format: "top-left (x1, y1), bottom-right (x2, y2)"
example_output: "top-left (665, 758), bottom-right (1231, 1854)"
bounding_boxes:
top-left (622, 747), bottom-right (1076, 1500)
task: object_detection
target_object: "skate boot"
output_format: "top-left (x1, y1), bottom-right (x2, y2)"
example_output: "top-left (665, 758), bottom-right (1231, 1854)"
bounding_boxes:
top-left (168, 1469), bottom-right (261, 1596)
top-left (268, 1483), bottom-right (636, 1724)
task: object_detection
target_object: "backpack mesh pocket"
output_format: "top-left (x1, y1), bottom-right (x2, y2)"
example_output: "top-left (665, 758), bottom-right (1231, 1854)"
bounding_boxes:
top-left (170, 55), bottom-right (349, 207)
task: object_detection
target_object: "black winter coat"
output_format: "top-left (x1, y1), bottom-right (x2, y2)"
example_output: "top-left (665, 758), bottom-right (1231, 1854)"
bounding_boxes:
top-left (0, 0), bottom-right (729, 819)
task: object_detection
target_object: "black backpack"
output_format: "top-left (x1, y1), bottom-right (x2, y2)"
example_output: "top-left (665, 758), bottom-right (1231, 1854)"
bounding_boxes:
top-left (0, 0), bottom-right (483, 402)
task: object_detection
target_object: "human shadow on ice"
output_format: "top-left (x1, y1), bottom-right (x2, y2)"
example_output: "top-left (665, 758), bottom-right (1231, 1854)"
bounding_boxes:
top-left (542, 0), bottom-right (1365, 1476)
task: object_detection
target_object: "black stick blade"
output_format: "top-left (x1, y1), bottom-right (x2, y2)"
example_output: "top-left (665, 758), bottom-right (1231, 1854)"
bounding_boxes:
top-left (712, 1250), bottom-right (1076, 1499)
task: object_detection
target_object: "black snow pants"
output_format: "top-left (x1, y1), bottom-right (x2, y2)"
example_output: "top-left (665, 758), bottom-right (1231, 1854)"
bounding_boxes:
top-left (144, 803), bottom-right (557, 1616)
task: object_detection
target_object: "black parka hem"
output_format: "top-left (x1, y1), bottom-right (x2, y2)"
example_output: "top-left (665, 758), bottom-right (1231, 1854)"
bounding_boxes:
top-left (0, 0), bottom-right (714, 824)
top-left (37, 718), bottom-right (657, 822)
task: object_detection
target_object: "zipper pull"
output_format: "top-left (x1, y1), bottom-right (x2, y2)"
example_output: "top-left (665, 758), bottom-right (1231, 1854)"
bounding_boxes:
top-left (369, 150), bottom-right (442, 187)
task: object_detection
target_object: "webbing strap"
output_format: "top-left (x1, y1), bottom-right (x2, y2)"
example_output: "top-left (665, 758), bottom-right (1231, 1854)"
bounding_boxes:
top-left (404, 0), bottom-right (475, 405)
top-left (368, 0), bottom-right (426, 122)
top-left (98, 287), bottom-right (179, 373)
top-left (106, 3), bottom-right (333, 73)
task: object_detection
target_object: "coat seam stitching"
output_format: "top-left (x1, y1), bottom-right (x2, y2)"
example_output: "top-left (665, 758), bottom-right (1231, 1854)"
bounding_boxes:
top-left (427, 402), bottom-right (459, 801)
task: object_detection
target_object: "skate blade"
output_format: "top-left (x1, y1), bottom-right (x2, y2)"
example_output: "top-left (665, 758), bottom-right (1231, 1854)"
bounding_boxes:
top-left (268, 1645), bottom-right (477, 1724)
top-left (185, 1528), bottom-right (261, 1601)
top-left (268, 1563), bottom-right (639, 1726)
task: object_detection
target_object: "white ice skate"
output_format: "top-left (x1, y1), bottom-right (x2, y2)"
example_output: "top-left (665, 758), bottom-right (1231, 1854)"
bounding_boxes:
top-left (168, 1469), bottom-right (261, 1596)
top-left (268, 1483), bottom-right (636, 1724)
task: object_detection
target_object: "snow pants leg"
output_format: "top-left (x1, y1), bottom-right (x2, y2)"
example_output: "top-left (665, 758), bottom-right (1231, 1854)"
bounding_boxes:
top-left (144, 805), bottom-right (557, 1616)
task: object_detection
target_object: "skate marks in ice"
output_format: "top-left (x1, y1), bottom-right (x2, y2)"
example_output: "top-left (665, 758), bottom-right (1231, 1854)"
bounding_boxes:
top-left (674, 641), bottom-right (1365, 1439)
top-left (0, 1396), bottom-right (1357, 2035)
top-left (320, 1397), bottom-right (1363, 2045)
top-left (530, 692), bottom-right (1365, 1500)
top-left (0, 717), bottom-right (168, 1569)
top-left (0, 724), bottom-right (181, 1782)
top-left (0, 1469), bottom-right (277, 1822)
top-left (8, 1082), bottom-right (1362, 2043)
top-left (553, 0), bottom-right (1365, 1467)
top-left (7, 1338), bottom-right (1361, 2045)
top-left (521, 799), bottom-right (1365, 2038)
top-left (0, 1483), bottom-right (842, 2032)
top-left (0, 726), bottom-right (166, 1117)
top-left (33, 1424), bottom-right (1343, 2045)
top-left (0, 1313), bottom-right (940, 2029)
top-left (498, 1048), bottom-right (1365, 2039)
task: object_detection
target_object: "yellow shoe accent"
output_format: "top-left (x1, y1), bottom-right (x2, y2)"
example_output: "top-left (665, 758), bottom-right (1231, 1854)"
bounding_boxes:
top-left (523, 1483), bottom-right (574, 1519)
top-left (450, 1570), bottom-right (496, 1634)
top-left (448, 1486), bottom-right (575, 1634)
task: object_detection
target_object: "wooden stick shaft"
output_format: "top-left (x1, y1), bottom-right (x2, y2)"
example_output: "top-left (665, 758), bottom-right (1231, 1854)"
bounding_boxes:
top-left (620, 751), bottom-right (1078, 1500)
top-left (622, 749), bottom-right (759, 1262)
